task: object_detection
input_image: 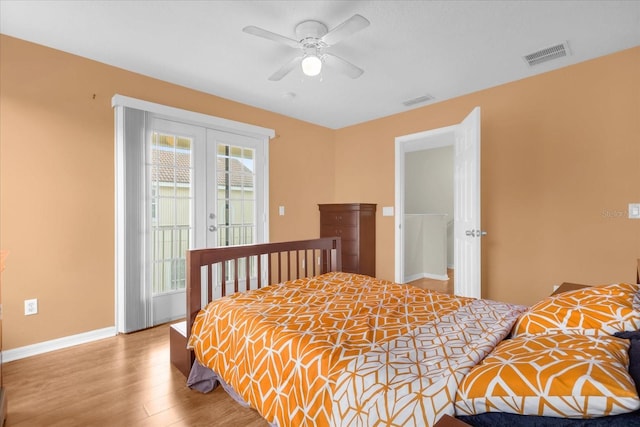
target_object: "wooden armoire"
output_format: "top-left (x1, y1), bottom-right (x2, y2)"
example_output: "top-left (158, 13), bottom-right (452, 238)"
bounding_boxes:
top-left (319, 203), bottom-right (376, 277)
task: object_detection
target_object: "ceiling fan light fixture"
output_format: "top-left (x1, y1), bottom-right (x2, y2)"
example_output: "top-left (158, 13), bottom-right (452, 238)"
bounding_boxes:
top-left (301, 54), bottom-right (322, 76)
top-left (244, 14), bottom-right (369, 81)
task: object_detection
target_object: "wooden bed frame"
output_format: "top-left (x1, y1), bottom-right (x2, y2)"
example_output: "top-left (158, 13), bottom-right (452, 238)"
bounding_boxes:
top-left (171, 250), bottom-right (640, 426)
top-left (170, 237), bottom-right (343, 376)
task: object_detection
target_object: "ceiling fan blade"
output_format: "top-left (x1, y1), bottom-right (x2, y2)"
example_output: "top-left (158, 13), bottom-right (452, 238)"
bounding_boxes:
top-left (242, 26), bottom-right (299, 49)
top-left (268, 56), bottom-right (302, 81)
top-left (321, 14), bottom-right (370, 46)
top-left (323, 53), bottom-right (364, 79)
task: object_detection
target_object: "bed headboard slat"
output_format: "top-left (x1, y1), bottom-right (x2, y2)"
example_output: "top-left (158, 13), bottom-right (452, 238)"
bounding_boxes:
top-left (245, 256), bottom-right (251, 293)
top-left (257, 255), bottom-right (263, 289)
top-left (277, 252), bottom-right (282, 284)
top-left (267, 254), bottom-right (272, 289)
top-left (220, 261), bottom-right (226, 297)
top-left (230, 259), bottom-right (236, 294)
top-left (208, 264), bottom-right (213, 302)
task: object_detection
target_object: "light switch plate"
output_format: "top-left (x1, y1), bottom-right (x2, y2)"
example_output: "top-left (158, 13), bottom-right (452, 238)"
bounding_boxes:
top-left (382, 206), bottom-right (394, 217)
top-left (629, 203), bottom-right (640, 219)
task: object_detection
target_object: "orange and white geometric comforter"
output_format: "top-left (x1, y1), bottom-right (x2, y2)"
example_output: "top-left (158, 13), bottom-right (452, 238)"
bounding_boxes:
top-left (188, 272), bottom-right (527, 426)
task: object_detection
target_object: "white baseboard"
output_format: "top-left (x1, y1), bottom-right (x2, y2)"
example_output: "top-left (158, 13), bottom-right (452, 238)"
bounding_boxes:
top-left (2, 326), bottom-right (116, 363)
top-left (404, 272), bottom-right (450, 283)
top-left (423, 272), bottom-right (450, 281)
top-left (404, 273), bottom-right (423, 283)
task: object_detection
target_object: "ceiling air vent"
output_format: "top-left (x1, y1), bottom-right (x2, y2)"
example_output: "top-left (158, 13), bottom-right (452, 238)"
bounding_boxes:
top-left (402, 94), bottom-right (434, 107)
top-left (523, 41), bottom-right (571, 67)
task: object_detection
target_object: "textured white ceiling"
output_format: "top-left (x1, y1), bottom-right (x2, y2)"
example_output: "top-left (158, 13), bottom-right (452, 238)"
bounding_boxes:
top-left (1, 0), bottom-right (639, 129)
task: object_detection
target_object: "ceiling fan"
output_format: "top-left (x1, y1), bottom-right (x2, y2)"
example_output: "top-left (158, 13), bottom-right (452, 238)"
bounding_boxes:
top-left (243, 14), bottom-right (370, 81)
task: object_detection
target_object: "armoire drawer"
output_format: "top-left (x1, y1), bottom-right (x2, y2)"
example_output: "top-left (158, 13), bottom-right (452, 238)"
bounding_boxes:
top-left (320, 225), bottom-right (358, 241)
top-left (319, 212), bottom-right (358, 226)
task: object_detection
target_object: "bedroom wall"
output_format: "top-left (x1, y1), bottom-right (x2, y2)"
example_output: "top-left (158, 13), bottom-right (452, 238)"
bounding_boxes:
top-left (0, 35), bottom-right (335, 350)
top-left (1, 34), bottom-right (638, 351)
top-left (405, 146), bottom-right (454, 216)
top-left (334, 46), bottom-right (640, 306)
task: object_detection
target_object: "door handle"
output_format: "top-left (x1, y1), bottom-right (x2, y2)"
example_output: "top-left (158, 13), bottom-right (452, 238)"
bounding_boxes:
top-left (209, 213), bottom-right (217, 232)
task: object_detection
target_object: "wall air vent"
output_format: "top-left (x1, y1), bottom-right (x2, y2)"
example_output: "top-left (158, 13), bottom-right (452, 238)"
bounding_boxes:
top-left (523, 41), bottom-right (571, 67)
top-left (402, 94), bottom-right (435, 107)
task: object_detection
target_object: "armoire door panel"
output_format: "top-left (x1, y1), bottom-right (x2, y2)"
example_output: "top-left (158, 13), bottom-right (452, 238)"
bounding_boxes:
top-left (340, 240), bottom-right (359, 257)
top-left (342, 255), bottom-right (359, 272)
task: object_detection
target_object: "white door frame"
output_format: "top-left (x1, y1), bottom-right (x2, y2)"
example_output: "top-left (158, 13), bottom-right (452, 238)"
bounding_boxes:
top-left (394, 107), bottom-right (481, 297)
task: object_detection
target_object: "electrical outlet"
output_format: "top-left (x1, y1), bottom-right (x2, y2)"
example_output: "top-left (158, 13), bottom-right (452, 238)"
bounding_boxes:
top-left (25, 298), bottom-right (38, 316)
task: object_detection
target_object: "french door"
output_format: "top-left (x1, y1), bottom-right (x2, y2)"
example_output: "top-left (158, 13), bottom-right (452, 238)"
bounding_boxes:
top-left (149, 118), bottom-right (266, 325)
top-left (114, 95), bottom-right (273, 334)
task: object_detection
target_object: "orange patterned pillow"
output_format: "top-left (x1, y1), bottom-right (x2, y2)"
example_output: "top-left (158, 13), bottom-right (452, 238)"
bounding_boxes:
top-left (455, 333), bottom-right (640, 418)
top-left (513, 283), bottom-right (640, 337)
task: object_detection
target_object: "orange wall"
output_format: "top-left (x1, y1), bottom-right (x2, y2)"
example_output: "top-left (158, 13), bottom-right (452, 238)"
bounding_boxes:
top-left (1, 34), bottom-right (639, 350)
top-left (0, 35), bottom-right (334, 349)
top-left (335, 46), bottom-right (640, 305)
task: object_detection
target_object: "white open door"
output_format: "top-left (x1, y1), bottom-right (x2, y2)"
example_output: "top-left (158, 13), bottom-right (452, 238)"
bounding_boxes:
top-left (454, 107), bottom-right (481, 298)
top-left (394, 107), bottom-right (481, 297)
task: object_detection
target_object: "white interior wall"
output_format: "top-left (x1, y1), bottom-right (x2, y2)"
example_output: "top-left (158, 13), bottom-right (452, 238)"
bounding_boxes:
top-left (404, 146), bottom-right (454, 274)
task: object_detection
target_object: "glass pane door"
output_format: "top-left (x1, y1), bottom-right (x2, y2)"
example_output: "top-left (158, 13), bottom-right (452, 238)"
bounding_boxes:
top-left (207, 130), bottom-right (265, 297)
top-left (147, 122), bottom-right (266, 324)
top-left (114, 100), bottom-right (271, 333)
top-left (216, 143), bottom-right (256, 247)
top-left (148, 118), bottom-right (204, 326)
top-left (150, 131), bottom-right (192, 296)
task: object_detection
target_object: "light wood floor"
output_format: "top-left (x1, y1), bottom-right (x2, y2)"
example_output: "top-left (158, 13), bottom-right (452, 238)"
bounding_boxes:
top-left (407, 269), bottom-right (454, 294)
top-left (3, 324), bottom-right (268, 427)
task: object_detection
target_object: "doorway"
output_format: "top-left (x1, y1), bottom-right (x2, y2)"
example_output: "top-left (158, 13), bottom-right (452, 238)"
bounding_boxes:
top-left (394, 107), bottom-right (481, 298)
